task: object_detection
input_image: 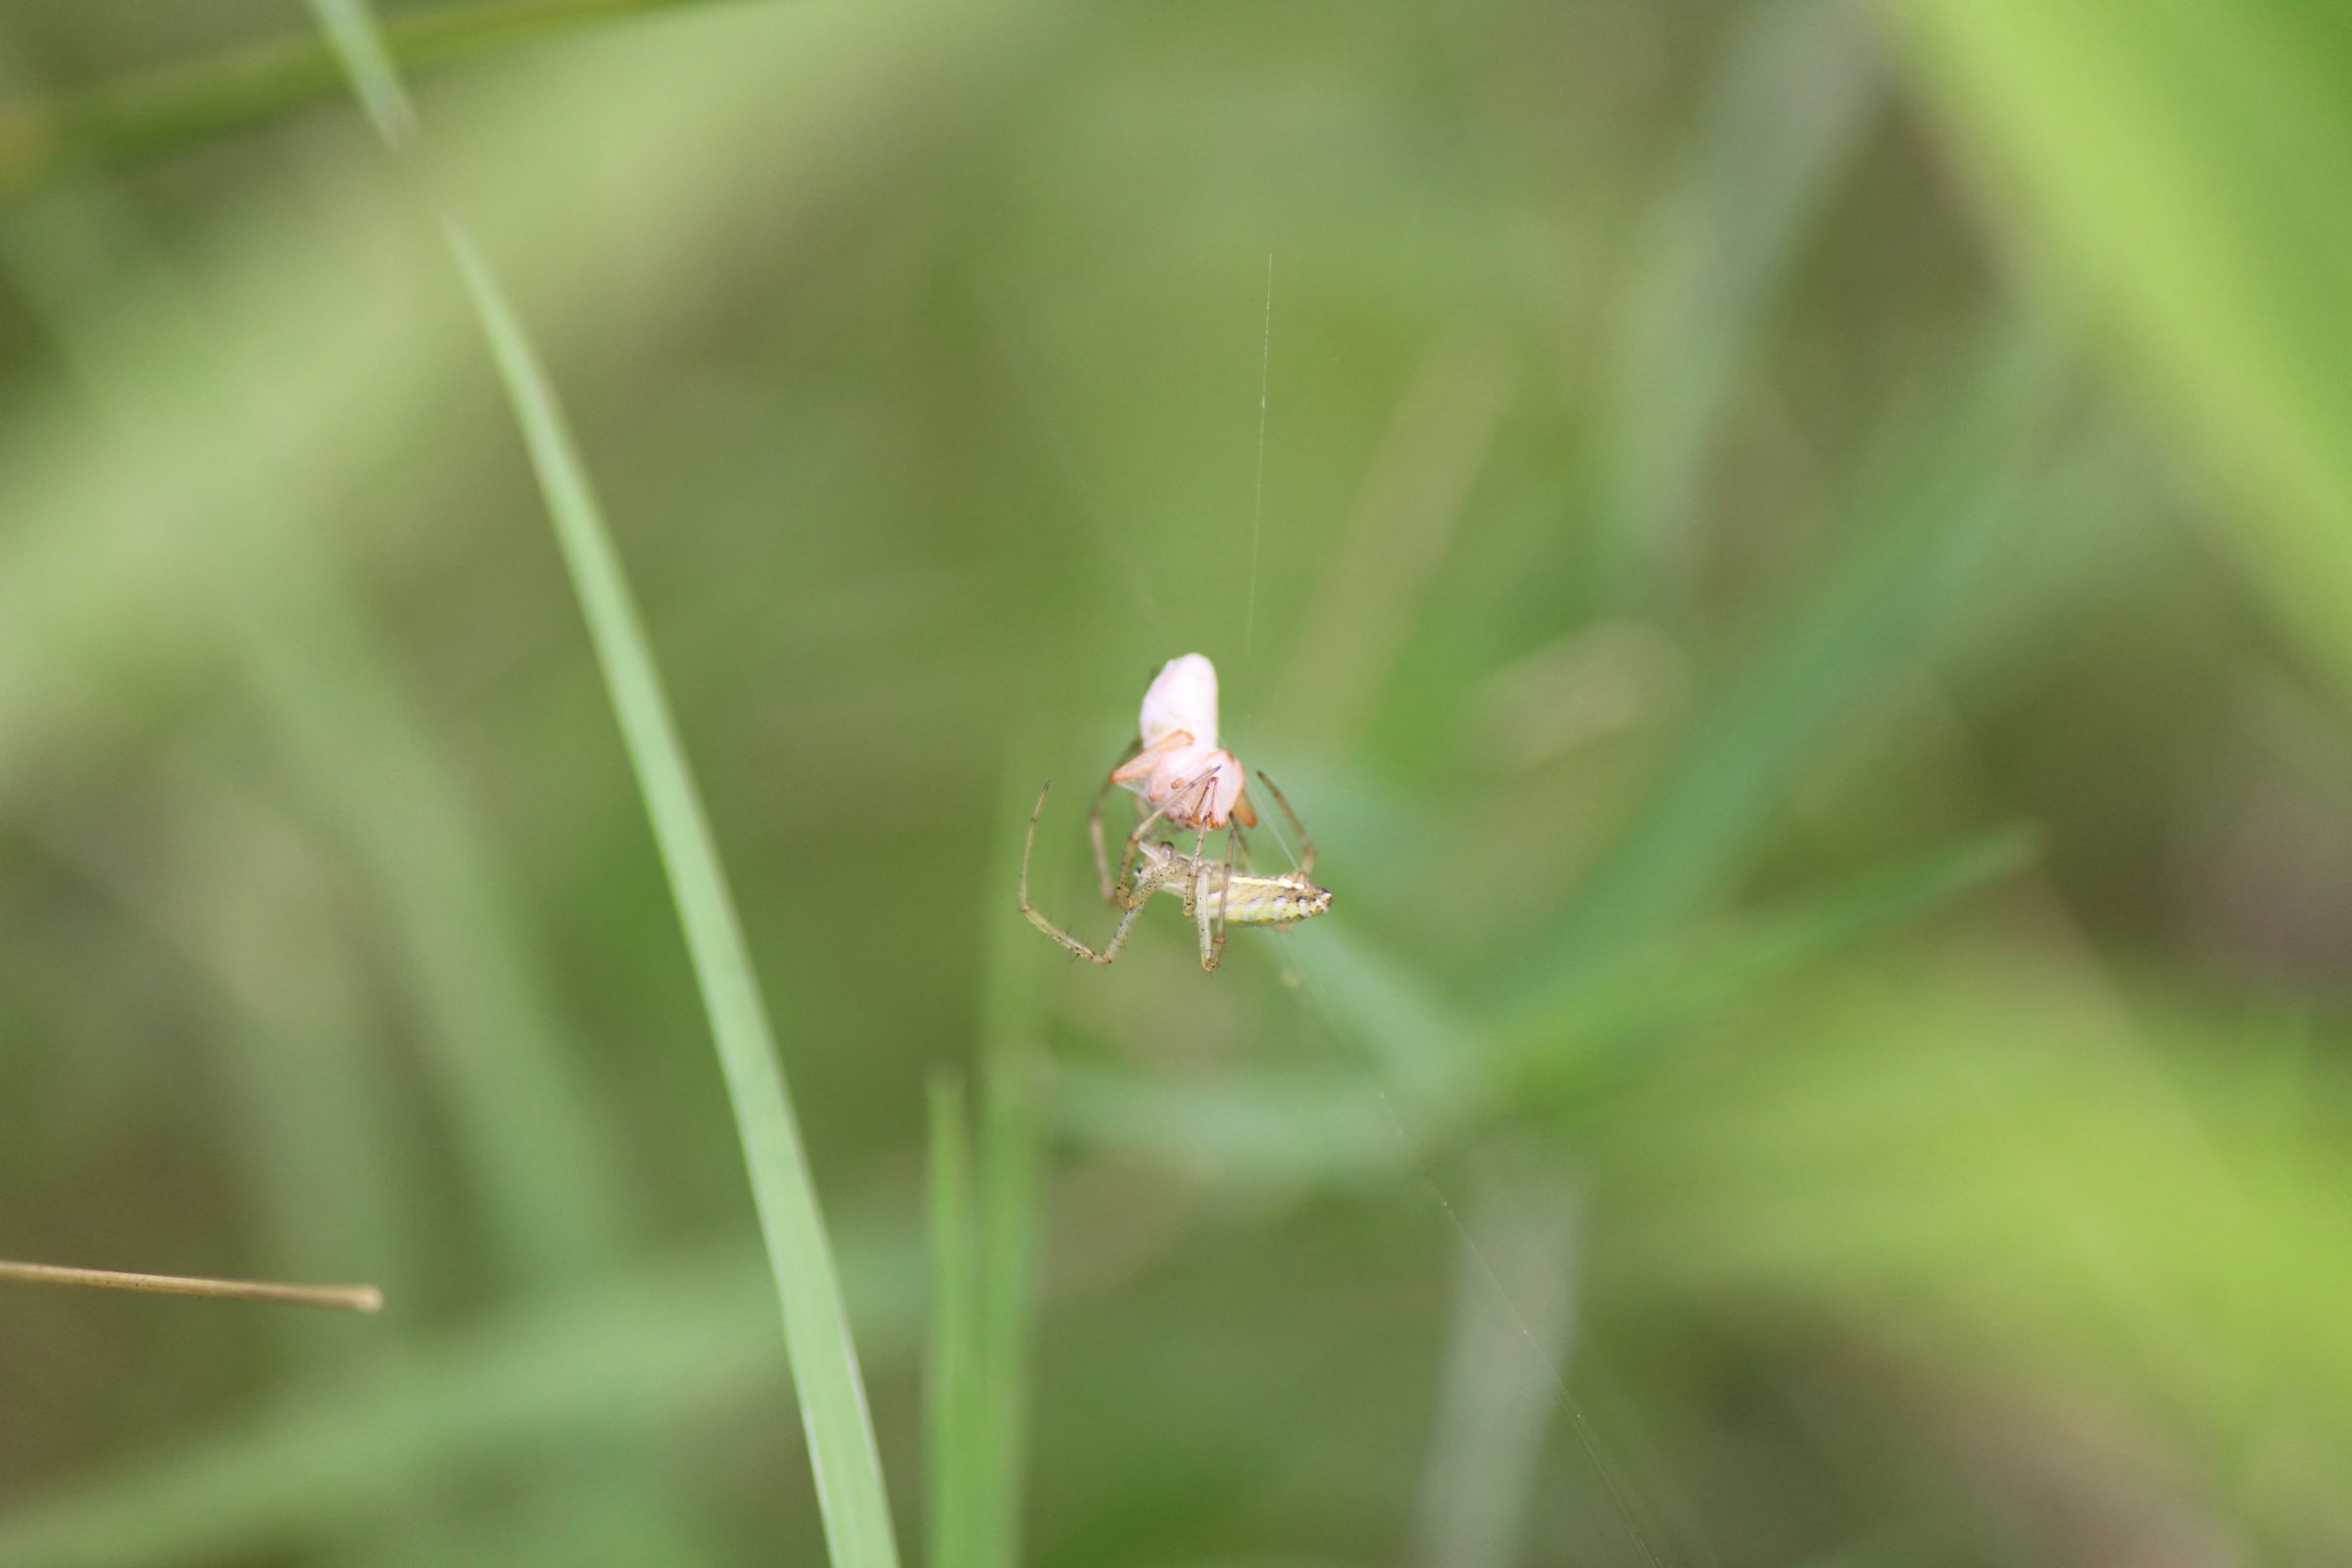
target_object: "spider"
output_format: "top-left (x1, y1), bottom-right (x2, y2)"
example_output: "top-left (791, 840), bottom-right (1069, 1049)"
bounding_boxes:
top-left (1019, 767), bottom-right (1331, 972)
top-left (1018, 655), bottom-right (1332, 972)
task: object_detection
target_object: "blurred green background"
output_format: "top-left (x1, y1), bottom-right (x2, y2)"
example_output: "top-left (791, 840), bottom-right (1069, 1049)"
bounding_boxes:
top-left (3, 0), bottom-right (2352, 1563)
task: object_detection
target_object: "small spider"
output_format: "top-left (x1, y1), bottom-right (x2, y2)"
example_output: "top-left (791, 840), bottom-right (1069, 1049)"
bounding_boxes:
top-left (1020, 655), bottom-right (1333, 971)
top-left (1105, 653), bottom-right (1255, 833)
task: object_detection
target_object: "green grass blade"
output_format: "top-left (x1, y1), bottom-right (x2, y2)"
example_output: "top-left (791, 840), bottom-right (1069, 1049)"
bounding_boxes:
top-left (1286, 919), bottom-right (1486, 1124)
top-left (0, 186), bottom-right (628, 1286)
top-left (925, 1070), bottom-right (978, 1568)
top-left (1606, 0), bottom-right (1883, 602)
top-left (1500, 822), bottom-right (2042, 1080)
top-left (214, 524), bottom-right (638, 1279)
top-left (2, 0), bottom-right (727, 195)
top-left (923, 772), bottom-right (1049, 1568)
top-left (1055, 1059), bottom-right (1405, 1186)
top-left (299, 0), bottom-right (415, 146)
top-left (1517, 305), bottom-right (2071, 995)
top-left (971, 1019), bottom-right (1042, 1568)
top-left (1409, 1152), bottom-right (1582, 1568)
top-left (1879, 0), bottom-right (2352, 689)
top-left (965, 760), bottom-right (1051, 1568)
top-left (1071, 826), bottom-right (2036, 1188)
top-left (445, 218), bottom-right (901, 1568)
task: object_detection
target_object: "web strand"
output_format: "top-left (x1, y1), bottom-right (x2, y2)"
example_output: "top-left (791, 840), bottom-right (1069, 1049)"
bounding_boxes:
top-left (1246, 253), bottom-right (1274, 662)
top-left (1288, 969), bottom-right (1673, 1568)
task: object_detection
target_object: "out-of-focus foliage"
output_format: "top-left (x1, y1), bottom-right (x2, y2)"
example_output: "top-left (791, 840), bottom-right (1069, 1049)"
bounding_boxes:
top-left (0, 0), bottom-right (2348, 1564)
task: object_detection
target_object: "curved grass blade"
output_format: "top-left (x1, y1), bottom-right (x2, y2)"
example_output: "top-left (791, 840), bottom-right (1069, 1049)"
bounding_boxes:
top-left (1, 0), bottom-right (730, 196)
top-left (1515, 305), bottom-right (2071, 996)
top-left (447, 219), bottom-right (901, 1568)
top-left (1498, 821), bottom-right (2042, 1075)
top-left (303, 0), bottom-right (416, 146)
top-left (303, 2), bottom-right (903, 1559)
top-left (1129, 826), bottom-right (2042, 1188)
top-left (1605, 0), bottom-right (1883, 606)
top-left (1879, 0), bottom-right (2352, 691)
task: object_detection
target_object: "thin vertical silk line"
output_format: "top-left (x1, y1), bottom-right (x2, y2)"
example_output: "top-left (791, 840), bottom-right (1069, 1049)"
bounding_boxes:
top-left (1246, 253), bottom-right (1274, 662)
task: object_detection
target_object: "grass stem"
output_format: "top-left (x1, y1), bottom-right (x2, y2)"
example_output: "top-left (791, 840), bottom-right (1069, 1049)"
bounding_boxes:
top-left (302, 5), bottom-right (905, 1562)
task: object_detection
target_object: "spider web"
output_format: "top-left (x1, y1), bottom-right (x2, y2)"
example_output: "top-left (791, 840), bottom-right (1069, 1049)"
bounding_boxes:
top-left (1245, 251), bottom-right (1274, 664)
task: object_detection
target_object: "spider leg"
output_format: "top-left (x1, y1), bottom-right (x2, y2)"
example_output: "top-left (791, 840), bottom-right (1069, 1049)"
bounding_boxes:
top-left (1206, 821), bottom-right (1236, 972)
top-left (1254, 770), bottom-right (1317, 878)
top-left (1022, 782), bottom-right (1182, 965)
top-left (1190, 818), bottom-right (1221, 972)
top-left (1088, 737), bottom-right (1145, 905)
top-left (1119, 760), bottom-right (1221, 896)
top-left (1090, 854), bottom-right (1185, 964)
top-left (1020, 783), bottom-right (1114, 962)
top-left (1115, 789), bottom-right (1189, 898)
top-left (1188, 763), bottom-right (1236, 972)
